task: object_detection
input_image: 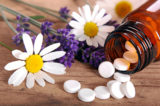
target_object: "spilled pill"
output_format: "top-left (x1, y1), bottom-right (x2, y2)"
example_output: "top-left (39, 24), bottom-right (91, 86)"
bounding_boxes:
top-left (78, 88), bottom-right (96, 102)
top-left (64, 80), bottom-right (81, 93)
top-left (110, 81), bottom-right (124, 99)
top-left (123, 51), bottom-right (138, 63)
top-left (121, 81), bottom-right (136, 98)
top-left (107, 80), bottom-right (117, 88)
top-left (113, 58), bottom-right (130, 71)
top-left (113, 72), bottom-right (130, 82)
top-left (98, 61), bottom-right (115, 78)
top-left (94, 86), bottom-right (110, 100)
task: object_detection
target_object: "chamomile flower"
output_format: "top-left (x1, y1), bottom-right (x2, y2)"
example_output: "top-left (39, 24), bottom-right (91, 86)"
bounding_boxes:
top-left (69, 5), bottom-right (115, 48)
top-left (96, 0), bottom-right (148, 23)
top-left (4, 33), bottom-right (66, 88)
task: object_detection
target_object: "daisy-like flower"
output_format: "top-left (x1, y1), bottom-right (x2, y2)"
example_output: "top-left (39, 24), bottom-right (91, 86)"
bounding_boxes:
top-left (69, 5), bottom-right (115, 48)
top-left (96, 0), bottom-right (148, 23)
top-left (4, 33), bottom-right (66, 88)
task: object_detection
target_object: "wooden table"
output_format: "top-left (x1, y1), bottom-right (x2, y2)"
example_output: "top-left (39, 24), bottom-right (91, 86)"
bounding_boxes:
top-left (0, 0), bottom-right (160, 105)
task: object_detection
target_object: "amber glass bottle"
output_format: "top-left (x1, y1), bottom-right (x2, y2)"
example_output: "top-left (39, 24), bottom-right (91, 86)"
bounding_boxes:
top-left (105, 0), bottom-right (160, 74)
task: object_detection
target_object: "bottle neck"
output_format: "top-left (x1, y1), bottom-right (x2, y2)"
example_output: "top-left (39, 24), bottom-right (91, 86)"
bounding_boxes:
top-left (105, 21), bottom-right (155, 74)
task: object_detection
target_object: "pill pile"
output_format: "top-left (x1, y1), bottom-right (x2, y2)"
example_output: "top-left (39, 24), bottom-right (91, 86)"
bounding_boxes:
top-left (63, 41), bottom-right (137, 102)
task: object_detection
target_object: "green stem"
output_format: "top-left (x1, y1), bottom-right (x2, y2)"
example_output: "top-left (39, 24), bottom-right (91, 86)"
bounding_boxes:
top-left (0, 8), bottom-right (18, 34)
top-left (16, 0), bottom-right (69, 23)
top-left (0, 4), bottom-right (61, 36)
top-left (0, 41), bottom-right (13, 51)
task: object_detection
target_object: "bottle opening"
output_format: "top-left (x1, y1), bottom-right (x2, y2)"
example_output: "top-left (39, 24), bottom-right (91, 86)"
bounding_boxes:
top-left (105, 33), bottom-right (141, 74)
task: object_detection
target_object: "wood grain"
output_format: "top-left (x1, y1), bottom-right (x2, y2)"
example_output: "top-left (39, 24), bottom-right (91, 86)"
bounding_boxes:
top-left (0, 0), bottom-right (160, 106)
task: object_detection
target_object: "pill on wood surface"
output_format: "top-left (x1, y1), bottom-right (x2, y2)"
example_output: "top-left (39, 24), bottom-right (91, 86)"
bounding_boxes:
top-left (121, 81), bottom-right (136, 98)
top-left (64, 80), bottom-right (81, 93)
top-left (106, 80), bottom-right (117, 88)
top-left (110, 81), bottom-right (124, 99)
top-left (94, 86), bottom-right (110, 99)
top-left (78, 88), bottom-right (96, 102)
top-left (98, 61), bottom-right (115, 78)
top-left (113, 72), bottom-right (130, 82)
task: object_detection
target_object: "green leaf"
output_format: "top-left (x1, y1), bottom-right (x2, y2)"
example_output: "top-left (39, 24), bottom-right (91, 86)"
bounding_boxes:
top-left (30, 15), bottom-right (45, 20)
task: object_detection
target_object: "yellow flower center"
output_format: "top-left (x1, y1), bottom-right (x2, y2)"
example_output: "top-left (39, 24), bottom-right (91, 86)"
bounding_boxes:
top-left (115, 1), bottom-right (132, 18)
top-left (25, 55), bottom-right (43, 73)
top-left (84, 22), bottom-right (98, 37)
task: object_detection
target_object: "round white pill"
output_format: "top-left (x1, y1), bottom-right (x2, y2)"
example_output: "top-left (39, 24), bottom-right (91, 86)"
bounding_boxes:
top-left (121, 81), bottom-right (136, 98)
top-left (113, 58), bottom-right (130, 71)
top-left (125, 41), bottom-right (136, 52)
top-left (123, 51), bottom-right (138, 63)
top-left (94, 86), bottom-right (110, 100)
top-left (113, 72), bottom-right (130, 82)
top-left (106, 80), bottom-right (117, 88)
top-left (98, 61), bottom-right (115, 78)
top-left (64, 80), bottom-right (81, 93)
top-left (110, 81), bottom-right (124, 99)
top-left (78, 88), bottom-right (95, 102)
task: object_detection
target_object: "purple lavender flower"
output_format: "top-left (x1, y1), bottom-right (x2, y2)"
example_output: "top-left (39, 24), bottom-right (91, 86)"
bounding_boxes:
top-left (12, 33), bottom-right (22, 46)
top-left (12, 15), bottom-right (31, 45)
top-left (59, 7), bottom-right (70, 19)
top-left (41, 21), bottom-right (53, 36)
top-left (89, 48), bottom-right (106, 68)
top-left (31, 35), bottom-right (36, 43)
top-left (41, 24), bottom-right (79, 67)
top-left (55, 29), bottom-right (79, 67)
top-left (75, 41), bottom-right (106, 68)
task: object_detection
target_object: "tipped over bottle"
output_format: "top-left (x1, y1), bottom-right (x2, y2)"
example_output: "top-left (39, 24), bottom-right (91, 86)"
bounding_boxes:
top-left (105, 0), bottom-right (160, 74)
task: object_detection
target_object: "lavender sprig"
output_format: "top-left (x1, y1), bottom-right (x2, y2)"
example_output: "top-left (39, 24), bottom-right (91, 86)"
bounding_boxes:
top-left (12, 15), bottom-right (31, 45)
top-left (40, 23), bottom-right (79, 67)
top-left (59, 7), bottom-right (70, 19)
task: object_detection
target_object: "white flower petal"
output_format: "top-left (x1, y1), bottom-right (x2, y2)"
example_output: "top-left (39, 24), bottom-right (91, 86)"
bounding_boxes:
top-left (13, 67), bottom-right (28, 86)
top-left (40, 43), bottom-right (60, 56)
top-left (94, 8), bottom-right (106, 23)
top-left (22, 33), bottom-right (33, 55)
top-left (26, 73), bottom-right (35, 89)
top-left (91, 5), bottom-right (99, 20)
top-left (69, 20), bottom-right (83, 29)
top-left (18, 52), bottom-right (29, 60)
top-left (97, 14), bottom-right (112, 26)
top-left (71, 29), bottom-right (84, 36)
top-left (12, 49), bottom-right (23, 59)
top-left (34, 72), bottom-right (45, 87)
top-left (12, 50), bottom-right (29, 60)
top-left (42, 62), bottom-right (66, 75)
top-left (71, 12), bottom-right (85, 24)
top-left (95, 36), bottom-right (105, 47)
top-left (98, 32), bottom-right (108, 39)
top-left (39, 71), bottom-right (55, 84)
top-left (4, 60), bottom-right (25, 71)
top-left (34, 33), bottom-right (43, 54)
top-left (82, 5), bottom-right (92, 22)
top-left (92, 38), bottom-right (98, 48)
top-left (78, 35), bottom-right (86, 41)
top-left (42, 51), bottom-right (66, 61)
top-left (86, 37), bottom-right (93, 46)
top-left (99, 25), bottom-right (115, 32)
top-left (8, 67), bottom-right (27, 86)
top-left (78, 7), bottom-right (85, 18)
